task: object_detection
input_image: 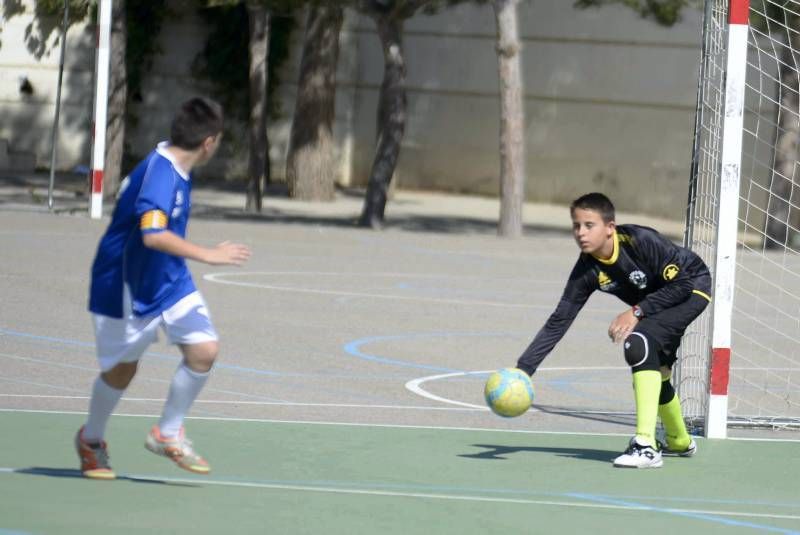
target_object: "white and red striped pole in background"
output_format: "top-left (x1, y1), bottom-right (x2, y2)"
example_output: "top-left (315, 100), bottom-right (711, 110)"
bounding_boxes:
top-left (706, 0), bottom-right (750, 439)
top-left (88, 0), bottom-right (112, 219)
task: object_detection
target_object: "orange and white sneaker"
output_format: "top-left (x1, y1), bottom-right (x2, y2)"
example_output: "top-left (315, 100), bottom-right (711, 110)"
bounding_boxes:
top-left (144, 426), bottom-right (210, 474)
top-left (75, 426), bottom-right (116, 480)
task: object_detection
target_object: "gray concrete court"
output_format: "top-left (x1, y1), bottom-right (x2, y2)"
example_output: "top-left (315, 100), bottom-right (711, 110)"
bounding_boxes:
top-left (0, 171), bottom-right (797, 441)
top-left (2, 175), bottom-right (800, 535)
top-left (0, 205), bottom-right (631, 435)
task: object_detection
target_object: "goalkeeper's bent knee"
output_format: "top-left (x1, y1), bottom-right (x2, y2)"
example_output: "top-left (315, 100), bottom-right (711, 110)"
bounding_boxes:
top-left (624, 332), bottom-right (660, 373)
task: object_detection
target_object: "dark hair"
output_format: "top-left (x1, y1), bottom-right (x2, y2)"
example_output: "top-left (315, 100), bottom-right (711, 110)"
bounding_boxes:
top-left (570, 192), bottom-right (616, 223)
top-left (169, 97), bottom-right (224, 150)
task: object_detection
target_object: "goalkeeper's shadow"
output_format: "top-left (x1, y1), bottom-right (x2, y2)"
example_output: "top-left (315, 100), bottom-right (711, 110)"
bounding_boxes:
top-left (459, 444), bottom-right (615, 463)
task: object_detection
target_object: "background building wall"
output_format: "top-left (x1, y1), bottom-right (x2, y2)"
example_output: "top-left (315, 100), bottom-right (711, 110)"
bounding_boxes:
top-left (0, 0), bottom-right (703, 220)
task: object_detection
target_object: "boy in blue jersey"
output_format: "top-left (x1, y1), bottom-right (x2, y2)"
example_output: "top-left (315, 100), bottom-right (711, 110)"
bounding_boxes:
top-left (77, 97), bottom-right (251, 479)
top-left (516, 193), bottom-right (711, 469)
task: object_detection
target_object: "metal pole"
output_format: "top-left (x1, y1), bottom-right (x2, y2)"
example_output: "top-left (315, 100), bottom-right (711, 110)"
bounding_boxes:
top-left (48, 0), bottom-right (70, 211)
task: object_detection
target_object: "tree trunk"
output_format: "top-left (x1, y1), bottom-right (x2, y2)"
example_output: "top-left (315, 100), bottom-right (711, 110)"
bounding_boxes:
top-left (245, 2), bottom-right (271, 213)
top-left (358, 15), bottom-right (406, 229)
top-left (286, 5), bottom-right (343, 201)
top-left (765, 33), bottom-right (800, 249)
top-left (493, 0), bottom-right (525, 238)
top-left (104, 0), bottom-right (126, 199)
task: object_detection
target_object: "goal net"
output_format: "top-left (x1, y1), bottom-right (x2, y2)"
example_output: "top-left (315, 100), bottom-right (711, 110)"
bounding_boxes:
top-left (678, 0), bottom-right (800, 434)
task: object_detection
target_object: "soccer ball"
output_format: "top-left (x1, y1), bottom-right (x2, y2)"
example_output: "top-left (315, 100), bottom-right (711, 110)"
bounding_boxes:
top-left (484, 368), bottom-right (534, 417)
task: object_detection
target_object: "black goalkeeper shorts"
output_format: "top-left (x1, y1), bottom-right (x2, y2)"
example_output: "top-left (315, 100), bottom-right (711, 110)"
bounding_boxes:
top-left (634, 291), bottom-right (711, 368)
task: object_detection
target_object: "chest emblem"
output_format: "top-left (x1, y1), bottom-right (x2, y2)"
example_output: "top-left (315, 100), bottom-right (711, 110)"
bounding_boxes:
top-left (663, 264), bottom-right (680, 281)
top-left (629, 270), bottom-right (648, 289)
top-left (598, 271), bottom-right (618, 291)
top-left (172, 190), bottom-right (185, 219)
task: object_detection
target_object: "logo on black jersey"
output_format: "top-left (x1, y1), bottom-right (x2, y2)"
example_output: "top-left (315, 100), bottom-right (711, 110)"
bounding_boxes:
top-left (597, 270), bottom-right (618, 292)
top-left (663, 264), bottom-right (680, 281)
top-left (629, 270), bottom-right (648, 289)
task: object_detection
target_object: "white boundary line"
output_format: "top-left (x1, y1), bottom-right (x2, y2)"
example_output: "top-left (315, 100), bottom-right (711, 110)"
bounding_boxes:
top-left (405, 371), bottom-right (489, 410)
top-left (204, 271), bottom-right (548, 309)
top-left (0, 395), bottom-right (483, 412)
top-left (2, 408), bottom-right (799, 442)
top-left (203, 271), bottom-right (618, 313)
top-left (404, 367), bottom-right (627, 410)
top-left (0, 467), bottom-right (797, 522)
top-left (0, 407), bottom-right (630, 437)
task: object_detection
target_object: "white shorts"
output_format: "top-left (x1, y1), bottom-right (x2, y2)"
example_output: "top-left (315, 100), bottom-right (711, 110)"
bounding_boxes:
top-left (92, 291), bottom-right (218, 372)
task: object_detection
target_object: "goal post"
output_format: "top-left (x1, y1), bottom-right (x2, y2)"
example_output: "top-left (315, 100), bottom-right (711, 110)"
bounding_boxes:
top-left (679, 0), bottom-right (800, 436)
top-left (88, 0), bottom-right (112, 219)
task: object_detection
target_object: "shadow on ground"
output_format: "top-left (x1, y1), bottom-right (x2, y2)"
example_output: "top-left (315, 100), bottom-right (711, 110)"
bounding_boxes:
top-left (459, 444), bottom-right (616, 463)
top-left (0, 173), bottom-right (572, 237)
top-left (13, 466), bottom-right (200, 487)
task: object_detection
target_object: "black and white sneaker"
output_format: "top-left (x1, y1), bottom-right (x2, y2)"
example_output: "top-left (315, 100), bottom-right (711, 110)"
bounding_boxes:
top-left (613, 438), bottom-right (663, 468)
top-left (658, 438), bottom-right (697, 457)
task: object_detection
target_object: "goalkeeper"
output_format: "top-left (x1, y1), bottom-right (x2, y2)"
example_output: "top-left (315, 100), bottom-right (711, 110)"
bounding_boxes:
top-left (516, 192), bottom-right (711, 469)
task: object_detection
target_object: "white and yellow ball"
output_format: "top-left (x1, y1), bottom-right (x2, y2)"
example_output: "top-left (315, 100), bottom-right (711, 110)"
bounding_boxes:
top-left (484, 368), bottom-right (534, 417)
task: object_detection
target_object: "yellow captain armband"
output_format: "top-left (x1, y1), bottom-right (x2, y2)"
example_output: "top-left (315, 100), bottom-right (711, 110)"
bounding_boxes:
top-left (140, 210), bottom-right (168, 231)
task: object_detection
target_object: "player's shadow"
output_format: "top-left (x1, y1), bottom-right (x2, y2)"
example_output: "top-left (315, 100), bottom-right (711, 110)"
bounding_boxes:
top-left (13, 467), bottom-right (200, 487)
top-left (459, 444), bottom-right (615, 463)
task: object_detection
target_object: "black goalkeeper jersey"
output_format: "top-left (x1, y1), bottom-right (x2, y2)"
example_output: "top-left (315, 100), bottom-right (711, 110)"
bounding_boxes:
top-left (518, 224), bottom-right (711, 374)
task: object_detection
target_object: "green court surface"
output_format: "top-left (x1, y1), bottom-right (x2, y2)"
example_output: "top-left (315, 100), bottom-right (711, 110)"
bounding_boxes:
top-left (0, 411), bottom-right (798, 534)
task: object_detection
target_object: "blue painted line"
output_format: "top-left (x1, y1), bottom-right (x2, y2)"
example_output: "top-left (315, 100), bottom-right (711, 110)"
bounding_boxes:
top-left (343, 331), bottom-right (532, 373)
top-left (0, 328), bottom-right (95, 348)
top-left (587, 493), bottom-right (800, 509)
top-left (0, 328), bottom-right (419, 404)
top-left (0, 326), bottom-right (424, 382)
top-left (567, 492), bottom-right (800, 534)
top-left (0, 376), bottom-right (85, 394)
top-left (2, 326), bottom-right (621, 404)
top-left (0, 327), bottom-right (282, 377)
top-left (0, 351), bottom-right (288, 403)
top-left (2, 464), bottom-right (796, 513)
top-left (343, 335), bottom-right (459, 373)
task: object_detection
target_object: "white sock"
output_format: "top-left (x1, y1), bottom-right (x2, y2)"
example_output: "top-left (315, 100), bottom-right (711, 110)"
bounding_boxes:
top-left (158, 364), bottom-right (209, 438)
top-left (83, 376), bottom-right (125, 442)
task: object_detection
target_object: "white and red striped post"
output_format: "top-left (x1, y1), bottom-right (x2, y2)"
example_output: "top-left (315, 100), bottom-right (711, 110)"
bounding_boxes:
top-left (88, 0), bottom-right (113, 219)
top-left (706, 0), bottom-right (750, 439)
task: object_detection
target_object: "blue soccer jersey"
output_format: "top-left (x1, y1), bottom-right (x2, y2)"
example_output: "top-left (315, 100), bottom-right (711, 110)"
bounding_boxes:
top-left (89, 143), bottom-right (196, 318)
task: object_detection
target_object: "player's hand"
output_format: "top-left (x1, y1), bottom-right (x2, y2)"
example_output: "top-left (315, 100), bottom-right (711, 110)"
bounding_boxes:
top-left (208, 241), bottom-right (251, 266)
top-left (608, 309), bottom-right (639, 344)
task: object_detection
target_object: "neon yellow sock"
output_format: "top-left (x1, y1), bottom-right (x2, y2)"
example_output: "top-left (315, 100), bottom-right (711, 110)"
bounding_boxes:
top-left (632, 370), bottom-right (661, 446)
top-left (659, 392), bottom-right (691, 451)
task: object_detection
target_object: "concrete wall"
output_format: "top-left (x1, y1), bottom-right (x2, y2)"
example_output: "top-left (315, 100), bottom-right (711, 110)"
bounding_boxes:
top-left (344, 1), bottom-right (703, 219)
top-left (0, 4), bottom-right (95, 171)
top-left (0, 0), bottom-right (704, 220)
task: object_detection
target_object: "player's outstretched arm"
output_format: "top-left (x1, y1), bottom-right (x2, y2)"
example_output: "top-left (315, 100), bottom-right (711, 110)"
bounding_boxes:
top-left (143, 231), bottom-right (251, 266)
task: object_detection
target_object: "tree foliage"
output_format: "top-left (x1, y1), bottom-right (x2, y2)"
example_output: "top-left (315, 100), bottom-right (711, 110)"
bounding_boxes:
top-left (574, 0), bottom-right (700, 26)
top-left (1, 0), bottom-right (91, 57)
top-left (192, 3), bottom-right (296, 138)
top-left (125, 1), bottom-right (169, 108)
